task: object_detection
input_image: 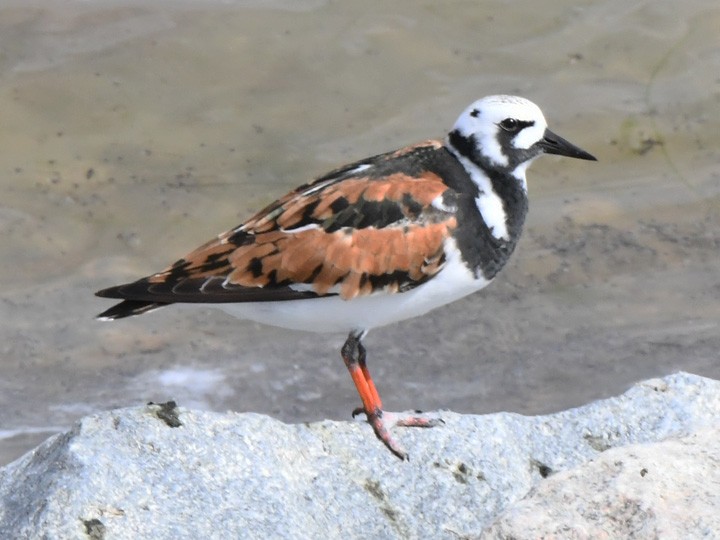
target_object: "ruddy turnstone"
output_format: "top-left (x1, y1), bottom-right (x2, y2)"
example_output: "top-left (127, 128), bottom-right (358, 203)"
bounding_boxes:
top-left (97, 95), bottom-right (596, 459)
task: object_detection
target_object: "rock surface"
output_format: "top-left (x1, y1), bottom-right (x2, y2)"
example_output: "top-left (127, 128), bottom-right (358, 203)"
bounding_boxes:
top-left (1, 372), bottom-right (719, 539)
top-left (480, 426), bottom-right (720, 539)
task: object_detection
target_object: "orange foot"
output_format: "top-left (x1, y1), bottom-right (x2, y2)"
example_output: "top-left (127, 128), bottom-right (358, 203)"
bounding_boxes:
top-left (356, 408), bottom-right (443, 460)
top-left (341, 331), bottom-right (442, 460)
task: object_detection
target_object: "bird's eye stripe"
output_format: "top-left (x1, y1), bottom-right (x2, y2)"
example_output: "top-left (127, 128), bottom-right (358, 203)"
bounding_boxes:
top-left (499, 119), bottom-right (517, 131)
top-left (498, 119), bottom-right (535, 132)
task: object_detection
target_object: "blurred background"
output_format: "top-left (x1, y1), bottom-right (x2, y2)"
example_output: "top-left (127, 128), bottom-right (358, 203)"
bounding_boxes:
top-left (1, 0), bottom-right (718, 465)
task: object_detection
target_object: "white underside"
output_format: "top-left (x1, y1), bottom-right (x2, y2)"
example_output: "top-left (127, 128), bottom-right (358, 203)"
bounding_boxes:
top-left (218, 238), bottom-right (489, 333)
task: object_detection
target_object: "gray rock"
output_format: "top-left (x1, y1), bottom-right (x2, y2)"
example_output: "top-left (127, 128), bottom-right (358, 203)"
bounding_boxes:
top-left (480, 426), bottom-right (720, 539)
top-left (0, 372), bottom-right (718, 539)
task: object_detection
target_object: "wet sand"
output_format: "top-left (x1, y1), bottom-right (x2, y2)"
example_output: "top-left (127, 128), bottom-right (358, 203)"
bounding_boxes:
top-left (1, 0), bottom-right (719, 465)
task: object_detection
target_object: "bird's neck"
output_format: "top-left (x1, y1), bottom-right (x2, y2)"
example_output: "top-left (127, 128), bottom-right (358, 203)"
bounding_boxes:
top-left (446, 131), bottom-right (529, 246)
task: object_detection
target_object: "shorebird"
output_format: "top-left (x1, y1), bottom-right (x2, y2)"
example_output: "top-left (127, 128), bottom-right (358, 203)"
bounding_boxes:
top-left (97, 95), bottom-right (596, 459)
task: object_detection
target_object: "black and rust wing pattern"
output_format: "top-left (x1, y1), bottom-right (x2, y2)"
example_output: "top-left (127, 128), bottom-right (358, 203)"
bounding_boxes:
top-left (96, 140), bottom-right (462, 318)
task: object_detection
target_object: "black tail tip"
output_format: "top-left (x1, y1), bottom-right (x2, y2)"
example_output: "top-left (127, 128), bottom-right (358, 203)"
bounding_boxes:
top-left (96, 300), bottom-right (166, 320)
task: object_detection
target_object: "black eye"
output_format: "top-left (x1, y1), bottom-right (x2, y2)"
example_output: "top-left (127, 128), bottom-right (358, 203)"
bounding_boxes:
top-left (499, 118), bottom-right (519, 132)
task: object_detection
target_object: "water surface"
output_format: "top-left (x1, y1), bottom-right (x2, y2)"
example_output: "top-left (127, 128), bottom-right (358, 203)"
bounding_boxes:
top-left (1, 0), bottom-right (718, 464)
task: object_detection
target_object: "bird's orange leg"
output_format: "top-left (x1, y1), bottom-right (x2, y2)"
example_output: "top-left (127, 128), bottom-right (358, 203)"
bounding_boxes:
top-left (355, 338), bottom-right (382, 410)
top-left (341, 331), bottom-right (440, 460)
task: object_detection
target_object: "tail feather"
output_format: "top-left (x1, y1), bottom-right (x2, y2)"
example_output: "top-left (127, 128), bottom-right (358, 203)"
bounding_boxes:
top-left (97, 300), bottom-right (167, 321)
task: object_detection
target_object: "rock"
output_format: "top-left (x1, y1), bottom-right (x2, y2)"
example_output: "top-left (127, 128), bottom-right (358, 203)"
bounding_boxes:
top-left (0, 372), bottom-right (719, 539)
top-left (480, 427), bottom-right (720, 538)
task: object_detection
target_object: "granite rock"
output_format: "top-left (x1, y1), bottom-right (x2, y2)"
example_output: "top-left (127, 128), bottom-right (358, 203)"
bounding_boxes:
top-left (480, 426), bottom-right (720, 538)
top-left (0, 372), bottom-right (718, 539)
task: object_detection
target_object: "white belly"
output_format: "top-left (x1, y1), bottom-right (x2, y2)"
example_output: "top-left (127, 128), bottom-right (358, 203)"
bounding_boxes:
top-left (218, 241), bottom-right (490, 333)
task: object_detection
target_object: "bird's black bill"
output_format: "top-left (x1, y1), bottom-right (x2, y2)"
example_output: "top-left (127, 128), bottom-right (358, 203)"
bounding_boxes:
top-left (540, 128), bottom-right (597, 161)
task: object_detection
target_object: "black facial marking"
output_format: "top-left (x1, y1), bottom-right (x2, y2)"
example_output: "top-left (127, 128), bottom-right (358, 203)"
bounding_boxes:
top-left (495, 123), bottom-right (542, 166)
top-left (450, 121), bottom-right (541, 172)
top-left (499, 118), bottom-right (518, 132)
top-left (470, 108), bottom-right (480, 118)
top-left (498, 118), bottom-right (535, 134)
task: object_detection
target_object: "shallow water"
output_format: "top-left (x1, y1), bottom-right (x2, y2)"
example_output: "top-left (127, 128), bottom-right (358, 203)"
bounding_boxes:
top-left (1, 0), bottom-right (718, 465)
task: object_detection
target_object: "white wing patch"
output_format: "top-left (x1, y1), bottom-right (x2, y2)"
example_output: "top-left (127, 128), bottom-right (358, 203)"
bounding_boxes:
top-left (346, 163), bottom-right (372, 175)
top-left (280, 223), bottom-right (322, 233)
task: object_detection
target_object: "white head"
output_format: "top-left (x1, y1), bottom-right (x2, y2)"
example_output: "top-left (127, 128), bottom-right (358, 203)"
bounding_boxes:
top-left (448, 95), bottom-right (596, 176)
